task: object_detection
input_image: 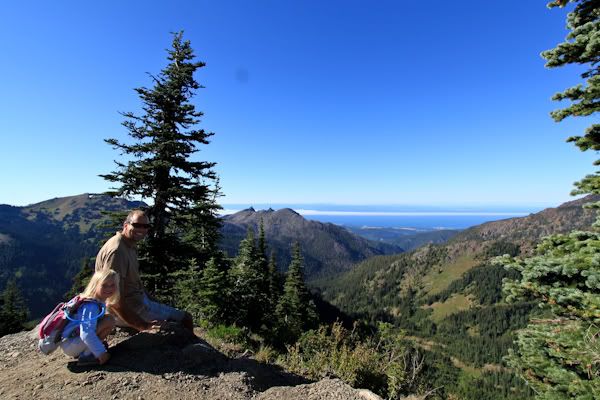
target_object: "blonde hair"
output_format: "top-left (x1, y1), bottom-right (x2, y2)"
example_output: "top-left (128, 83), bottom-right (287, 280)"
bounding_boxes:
top-left (81, 269), bottom-right (120, 306)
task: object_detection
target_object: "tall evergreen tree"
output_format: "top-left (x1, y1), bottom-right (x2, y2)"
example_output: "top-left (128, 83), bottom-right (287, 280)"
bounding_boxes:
top-left (0, 278), bottom-right (29, 337)
top-left (229, 229), bottom-right (265, 329)
top-left (257, 219), bottom-right (269, 281)
top-left (275, 243), bottom-right (318, 344)
top-left (542, 0), bottom-right (600, 211)
top-left (499, 2), bottom-right (600, 398)
top-left (255, 220), bottom-right (271, 319)
top-left (101, 32), bottom-right (221, 282)
top-left (267, 250), bottom-right (281, 313)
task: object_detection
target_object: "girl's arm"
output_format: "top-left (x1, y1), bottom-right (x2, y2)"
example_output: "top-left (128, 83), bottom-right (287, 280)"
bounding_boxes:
top-left (79, 302), bottom-right (107, 358)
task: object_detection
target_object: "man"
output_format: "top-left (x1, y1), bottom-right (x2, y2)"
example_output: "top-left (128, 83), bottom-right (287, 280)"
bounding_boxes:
top-left (95, 210), bottom-right (193, 332)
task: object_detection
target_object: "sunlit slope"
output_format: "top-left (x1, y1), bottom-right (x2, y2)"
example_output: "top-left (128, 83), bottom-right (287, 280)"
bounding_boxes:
top-left (317, 195), bottom-right (598, 321)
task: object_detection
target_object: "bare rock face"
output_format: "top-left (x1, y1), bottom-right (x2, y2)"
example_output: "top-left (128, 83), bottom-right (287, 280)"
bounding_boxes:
top-left (0, 326), bottom-right (382, 400)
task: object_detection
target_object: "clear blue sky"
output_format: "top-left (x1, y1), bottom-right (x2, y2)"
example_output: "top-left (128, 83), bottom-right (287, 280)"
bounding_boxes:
top-left (0, 1), bottom-right (595, 208)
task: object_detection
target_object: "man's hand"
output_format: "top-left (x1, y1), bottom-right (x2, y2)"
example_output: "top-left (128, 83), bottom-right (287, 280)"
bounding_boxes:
top-left (98, 352), bottom-right (111, 365)
top-left (142, 320), bottom-right (168, 331)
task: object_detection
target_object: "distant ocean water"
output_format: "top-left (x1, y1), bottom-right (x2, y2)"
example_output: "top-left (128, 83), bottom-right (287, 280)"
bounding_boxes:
top-left (300, 213), bottom-right (525, 230)
top-left (221, 204), bottom-right (538, 230)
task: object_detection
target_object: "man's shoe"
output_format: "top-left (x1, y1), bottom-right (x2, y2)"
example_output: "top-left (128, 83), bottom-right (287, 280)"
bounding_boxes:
top-left (77, 353), bottom-right (99, 367)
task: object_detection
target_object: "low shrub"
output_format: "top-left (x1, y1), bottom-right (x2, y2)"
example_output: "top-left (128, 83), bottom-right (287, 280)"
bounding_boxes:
top-left (281, 321), bottom-right (425, 399)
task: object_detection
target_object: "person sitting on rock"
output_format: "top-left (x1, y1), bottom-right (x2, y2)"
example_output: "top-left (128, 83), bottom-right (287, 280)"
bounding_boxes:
top-left (95, 210), bottom-right (194, 332)
top-left (60, 269), bottom-right (118, 366)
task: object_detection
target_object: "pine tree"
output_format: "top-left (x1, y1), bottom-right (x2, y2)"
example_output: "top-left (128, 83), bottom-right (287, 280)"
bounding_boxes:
top-left (255, 220), bottom-right (271, 321)
top-left (542, 0), bottom-right (600, 214)
top-left (275, 243), bottom-right (318, 344)
top-left (0, 278), bottom-right (29, 337)
top-left (257, 219), bottom-right (269, 283)
top-left (499, 2), bottom-right (600, 398)
top-left (182, 177), bottom-right (223, 267)
top-left (101, 31), bottom-right (221, 282)
top-left (229, 229), bottom-right (265, 329)
top-left (197, 255), bottom-right (229, 325)
top-left (267, 250), bottom-right (281, 313)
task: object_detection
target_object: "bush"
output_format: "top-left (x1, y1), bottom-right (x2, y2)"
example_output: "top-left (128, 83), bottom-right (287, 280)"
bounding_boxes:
top-left (281, 321), bottom-right (425, 399)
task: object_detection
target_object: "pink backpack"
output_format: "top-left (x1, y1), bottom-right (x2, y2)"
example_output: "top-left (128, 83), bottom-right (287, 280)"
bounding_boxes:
top-left (37, 295), bottom-right (103, 354)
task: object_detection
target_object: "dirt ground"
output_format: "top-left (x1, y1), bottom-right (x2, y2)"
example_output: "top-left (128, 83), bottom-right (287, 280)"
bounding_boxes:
top-left (0, 326), bottom-right (382, 400)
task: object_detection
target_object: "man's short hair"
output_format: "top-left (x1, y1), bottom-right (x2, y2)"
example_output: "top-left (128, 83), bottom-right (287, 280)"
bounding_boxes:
top-left (125, 209), bottom-right (147, 223)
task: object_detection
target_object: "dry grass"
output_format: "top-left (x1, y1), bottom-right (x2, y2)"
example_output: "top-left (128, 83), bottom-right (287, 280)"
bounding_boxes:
top-left (421, 255), bottom-right (477, 296)
top-left (427, 294), bottom-right (473, 323)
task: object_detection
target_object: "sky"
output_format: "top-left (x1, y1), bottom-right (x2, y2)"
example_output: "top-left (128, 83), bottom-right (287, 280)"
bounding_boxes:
top-left (0, 1), bottom-right (596, 209)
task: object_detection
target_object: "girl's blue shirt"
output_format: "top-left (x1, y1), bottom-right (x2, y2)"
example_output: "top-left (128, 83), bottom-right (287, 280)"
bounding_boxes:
top-left (61, 299), bottom-right (106, 358)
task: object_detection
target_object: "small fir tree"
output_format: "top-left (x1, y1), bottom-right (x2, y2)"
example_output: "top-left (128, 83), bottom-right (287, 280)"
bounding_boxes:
top-left (275, 242), bottom-right (318, 344)
top-left (197, 255), bottom-right (229, 325)
top-left (0, 278), bottom-right (29, 337)
top-left (229, 229), bottom-right (265, 329)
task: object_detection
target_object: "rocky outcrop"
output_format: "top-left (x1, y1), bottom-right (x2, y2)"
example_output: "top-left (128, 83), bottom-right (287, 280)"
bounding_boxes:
top-left (0, 326), bottom-right (383, 400)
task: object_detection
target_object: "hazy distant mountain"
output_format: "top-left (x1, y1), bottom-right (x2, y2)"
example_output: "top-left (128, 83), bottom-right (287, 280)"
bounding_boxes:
top-left (346, 226), bottom-right (460, 252)
top-left (220, 207), bottom-right (403, 279)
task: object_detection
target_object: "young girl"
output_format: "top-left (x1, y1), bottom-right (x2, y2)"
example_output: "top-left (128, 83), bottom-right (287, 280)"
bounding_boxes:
top-left (60, 269), bottom-right (119, 366)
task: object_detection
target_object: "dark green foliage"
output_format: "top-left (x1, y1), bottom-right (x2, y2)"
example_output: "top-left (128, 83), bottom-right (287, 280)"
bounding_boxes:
top-left (454, 370), bottom-right (534, 400)
top-left (101, 31), bottom-right (221, 285)
top-left (0, 205), bottom-right (98, 317)
top-left (64, 257), bottom-right (94, 300)
top-left (542, 1), bottom-right (600, 211)
top-left (482, 241), bottom-right (520, 259)
top-left (495, 3), bottom-right (600, 398)
top-left (315, 252), bottom-right (425, 318)
top-left (500, 231), bottom-right (600, 398)
top-left (0, 278), bottom-right (29, 337)
top-left (229, 229), bottom-right (268, 330)
top-left (267, 251), bottom-right (281, 313)
top-left (275, 243), bottom-right (318, 344)
top-left (174, 254), bottom-right (230, 325)
top-left (197, 256), bottom-right (229, 324)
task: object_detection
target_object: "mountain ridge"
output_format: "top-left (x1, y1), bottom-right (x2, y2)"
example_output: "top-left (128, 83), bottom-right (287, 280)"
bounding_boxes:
top-left (220, 207), bottom-right (403, 278)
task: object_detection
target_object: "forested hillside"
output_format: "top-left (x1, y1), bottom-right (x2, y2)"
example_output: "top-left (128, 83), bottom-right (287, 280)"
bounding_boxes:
top-left (315, 195), bottom-right (599, 399)
top-left (0, 194), bottom-right (143, 316)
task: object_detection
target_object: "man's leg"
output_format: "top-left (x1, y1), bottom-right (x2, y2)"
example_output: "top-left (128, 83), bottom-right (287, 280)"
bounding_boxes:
top-left (141, 295), bottom-right (194, 332)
